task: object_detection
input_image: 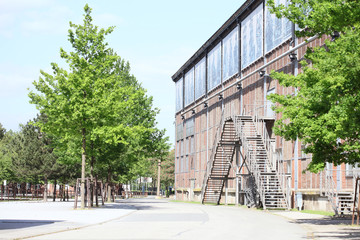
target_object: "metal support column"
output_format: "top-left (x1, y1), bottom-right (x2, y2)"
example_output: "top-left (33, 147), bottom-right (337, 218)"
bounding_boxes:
top-left (235, 145), bottom-right (240, 206)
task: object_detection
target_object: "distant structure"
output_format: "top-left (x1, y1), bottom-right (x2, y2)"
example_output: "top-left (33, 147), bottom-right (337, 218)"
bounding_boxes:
top-left (172, 0), bottom-right (357, 214)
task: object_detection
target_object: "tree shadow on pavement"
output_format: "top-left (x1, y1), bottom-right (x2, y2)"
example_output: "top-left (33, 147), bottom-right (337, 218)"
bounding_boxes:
top-left (313, 229), bottom-right (360, 239)
top-left (0, 219), bottom-right (61, 230)
top-left (100, 202), bottom-right (154, 210)
top-left (294, 217), bottom-right (355, 226)
top-left (292, 217), bottom-right (360, 239)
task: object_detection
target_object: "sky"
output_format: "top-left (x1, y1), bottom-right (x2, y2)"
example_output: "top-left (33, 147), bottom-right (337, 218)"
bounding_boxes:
top-left (0, 0), bottom-right (245, 146)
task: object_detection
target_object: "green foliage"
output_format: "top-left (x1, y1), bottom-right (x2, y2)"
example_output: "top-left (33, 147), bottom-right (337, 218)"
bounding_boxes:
top-left (147, 147), bottom-right (174, 190)
top-left (267, 0), bottom-right (360, 172)
top-left (267, 0), bottom-right (360, 37)
top-left (160, 149), bottom-right (175, 187)
top-left (0, 131), bottom-right (16, 181)
top-left (0, 123), bottom-right (5, 140)
top-left (28, 4), bottom-right (167, 184)
top-left (10, 117), bottom-right (62, 183)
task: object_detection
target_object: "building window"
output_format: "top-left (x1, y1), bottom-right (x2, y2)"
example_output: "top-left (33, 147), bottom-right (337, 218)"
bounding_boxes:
top-left (195, 57), bottom-right (206, 100)
top-left (181, 140), bottom-right (184, 158)
top-left (190, 136), bottom-right (195, 154)
top-left (185, 117), bottom-right (194, 137)
top-left (207, 42), bottom-right (221, 91)
top-left (175, 77), bottom-right (183, 112)
top-left (223, 26), bottom-right (239, 81)
top-left (190, 156), bottom-right (195, 170)
top-left (184, 117), bottom-right (195, 172)
top-left (184, 68), bottom-right (195, 107)
top-left (176, 123), bottom-right (183, 141)
top-left (180, 140), bottom-right (184, 173)
top-left (265, 0), bottom-right (292, 53)
top-left (241, 4), bottom-right (263, 68)
top-left (185, 137), bottom-right (190, 156)
top-left (346, 163), bottom-right (359, 177)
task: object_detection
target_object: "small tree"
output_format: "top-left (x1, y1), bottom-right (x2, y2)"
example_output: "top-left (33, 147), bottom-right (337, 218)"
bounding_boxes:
top-left (161, 149), bottom-right (175, 197)
top-left (10, 117), bottom-right (60, 201)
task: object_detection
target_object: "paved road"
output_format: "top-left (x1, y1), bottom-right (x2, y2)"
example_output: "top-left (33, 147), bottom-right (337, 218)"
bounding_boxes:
top-left (1, 197), bottom-right (359, 240)
top-left (29, 198), bottom-right (306, 240)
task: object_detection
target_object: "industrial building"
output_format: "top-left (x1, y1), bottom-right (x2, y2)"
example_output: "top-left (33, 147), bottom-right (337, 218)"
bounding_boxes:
top-left (172, 0), bottom-right (357, 214)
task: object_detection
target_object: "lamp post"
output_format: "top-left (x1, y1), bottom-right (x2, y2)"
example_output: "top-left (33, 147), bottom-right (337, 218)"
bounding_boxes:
top-left (157, 158), bottom-right (161, 197)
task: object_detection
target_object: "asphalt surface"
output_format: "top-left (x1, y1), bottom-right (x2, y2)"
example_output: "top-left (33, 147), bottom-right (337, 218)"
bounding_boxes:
top-left (0, 197), bottom-right (359, 240)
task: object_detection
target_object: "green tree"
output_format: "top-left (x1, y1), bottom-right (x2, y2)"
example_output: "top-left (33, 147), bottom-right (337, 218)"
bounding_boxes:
top-left (29, 5), bottom-right (161, 208)
top-left (267, 0), bottom-right (360, 172)
top-left (0, 131), bottom-right (16, 182)
top-left (10, 117), bottom-right (61, 201)
top-left (267, 0), bottom-right (360, 37)
top-left (160, 149), bottom-right (175, 197)
top-left (0, 123), bottom-right (5, 140)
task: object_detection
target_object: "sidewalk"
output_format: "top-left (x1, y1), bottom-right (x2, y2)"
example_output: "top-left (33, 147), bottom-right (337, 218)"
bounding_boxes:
top-left (0, 200), bottom-right (136, 240)
top-left (272, 211), bottom-right (360, 239)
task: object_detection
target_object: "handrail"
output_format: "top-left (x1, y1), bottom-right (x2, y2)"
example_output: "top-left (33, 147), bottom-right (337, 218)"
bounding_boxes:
top-left (201, 108), bottom-right (225, 202)
top-left (325, 171), bottom-right (339, 216)
top-left (253, 109), bottom-right (290, 209)
top-left (234, 115), bottom-right (266, 208)
top-left (235, 112), bottom-right (290, 209)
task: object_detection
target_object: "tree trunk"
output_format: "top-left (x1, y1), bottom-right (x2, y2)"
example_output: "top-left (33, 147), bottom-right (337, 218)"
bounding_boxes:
top-left (90, 142), bottom-right (95, 207)
top-left (44, 177), bottom-right (48, 202)
top-left (66, 186), bottom-right (69, 201)
top-left (107, 168), bottom-right (112, 202)
top-left (53, 179), bottom-right (57, 201)
top-left (107, 184), bottom-right (111, 202)
top-left (95, 176), bottom-right (99, 207)
top-left (81, 127), bottom-right (86, 209)
top-left (100, 182), bottom-right (105, 205)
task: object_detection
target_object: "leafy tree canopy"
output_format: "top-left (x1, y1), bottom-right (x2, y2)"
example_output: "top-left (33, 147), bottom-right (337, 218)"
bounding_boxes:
top-left (267, 0), bottom-right (360, 37)
top-left (0, 131), bottom-right (16, 181)
top-left (267, 0), bottom-right (360, 172)
top-left (0, 123), bottom-right (5, 140)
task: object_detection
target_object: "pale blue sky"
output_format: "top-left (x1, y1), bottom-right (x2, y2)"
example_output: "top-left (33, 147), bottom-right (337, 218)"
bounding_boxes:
top-left (0, 0), bottom-right (245, 146)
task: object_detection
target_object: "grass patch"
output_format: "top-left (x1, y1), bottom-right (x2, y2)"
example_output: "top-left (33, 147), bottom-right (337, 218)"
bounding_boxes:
top-left (291, 208), bottom-right (334, 216)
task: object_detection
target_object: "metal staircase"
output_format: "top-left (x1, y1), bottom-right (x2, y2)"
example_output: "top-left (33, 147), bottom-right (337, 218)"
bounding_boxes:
top-left (201, 116), bottom-right (237, 204)
top-left (201, 113), bottom-right (290, 209)
top-left (234, 115), bottom-right (289, 209)
top-left (325, 173), bottom-right (356, 216)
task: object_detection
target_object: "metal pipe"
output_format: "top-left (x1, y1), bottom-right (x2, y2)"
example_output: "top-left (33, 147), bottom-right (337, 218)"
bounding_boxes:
top-left (180, 34), bottom-right (319, 117)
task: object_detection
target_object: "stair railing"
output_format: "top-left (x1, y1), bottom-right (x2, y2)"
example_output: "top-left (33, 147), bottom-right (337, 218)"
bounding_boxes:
top-left (234, 115), bottom-right (266, 208)
top-left (253, 104), bottom-right (290, 209)
top-left (325, 170), bottom-right (339, 216)
top-left (201, 108), bottom-right (225, 202)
